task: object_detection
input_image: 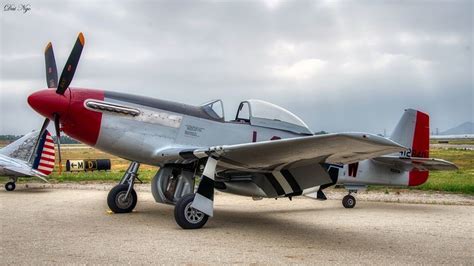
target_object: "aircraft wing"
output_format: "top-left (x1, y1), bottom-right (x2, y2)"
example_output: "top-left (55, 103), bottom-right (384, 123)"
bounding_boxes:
top-left (186, 133), bottom-right (406, 170)
top-left (2, 165), bottom-right (49, 182)
top-left (373, 156), bottom-right (458, 171)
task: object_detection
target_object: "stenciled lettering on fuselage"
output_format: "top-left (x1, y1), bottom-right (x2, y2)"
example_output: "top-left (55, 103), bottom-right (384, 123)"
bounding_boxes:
top-left (184, 125), bottom-right (205, 138)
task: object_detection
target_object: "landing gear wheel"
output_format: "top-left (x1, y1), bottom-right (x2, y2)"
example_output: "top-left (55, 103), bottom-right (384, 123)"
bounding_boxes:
top-left (342, 194), bottom-right (356, 208)
top-left (107, 184), bottom-right (137, 213)
top-left (5, 182), bottom-right (15, 191)
top-left (174, 194), bottom-right (209, 229)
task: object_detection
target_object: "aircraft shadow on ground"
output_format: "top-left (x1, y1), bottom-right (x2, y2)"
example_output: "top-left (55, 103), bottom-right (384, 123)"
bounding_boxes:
top-left (354, 201), bottom-right (446, 212)
top-left (134, 203), bottom-right (391, 250)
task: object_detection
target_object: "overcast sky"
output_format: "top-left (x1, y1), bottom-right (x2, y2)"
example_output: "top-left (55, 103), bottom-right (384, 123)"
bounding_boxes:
top-left (1, 0), bottom-right (472, 136)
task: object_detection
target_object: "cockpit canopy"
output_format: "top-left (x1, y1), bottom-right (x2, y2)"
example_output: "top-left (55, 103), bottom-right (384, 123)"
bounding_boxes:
top-left (200, 99), bottom-right (312, 134)
top-left (235, 99), bottom-right (312, 135)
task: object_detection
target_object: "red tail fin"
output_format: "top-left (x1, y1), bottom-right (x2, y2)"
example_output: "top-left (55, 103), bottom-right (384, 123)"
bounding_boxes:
top-left (412, 111), bottom-right (429, 158)
top-left (409, 110), bottom-right (429, 186)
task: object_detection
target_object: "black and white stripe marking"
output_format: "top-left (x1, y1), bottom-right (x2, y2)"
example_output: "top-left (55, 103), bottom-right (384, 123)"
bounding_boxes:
top-left (180, 148), bottom-right (306, 198)
top-left (190, 156), bottom-right (218, 217)
top-left (266, 169), bottom-right (303, 197)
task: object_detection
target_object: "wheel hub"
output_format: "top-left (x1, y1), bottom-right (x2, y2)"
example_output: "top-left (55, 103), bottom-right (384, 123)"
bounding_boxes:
top-left (116, 191), bottom-right (133, 209)
top-left (184, 202), bottom-right (204, 224)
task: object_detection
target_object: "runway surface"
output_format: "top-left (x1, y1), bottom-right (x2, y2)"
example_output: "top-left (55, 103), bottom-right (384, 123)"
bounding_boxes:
top-left (1, 186), bottom-right (473, 264)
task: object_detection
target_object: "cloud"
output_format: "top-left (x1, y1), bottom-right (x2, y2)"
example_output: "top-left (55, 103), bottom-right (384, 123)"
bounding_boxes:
top-left (269, 58), bottom-right (327, 81)
top-left (0, 0), bottom-right (472, 135)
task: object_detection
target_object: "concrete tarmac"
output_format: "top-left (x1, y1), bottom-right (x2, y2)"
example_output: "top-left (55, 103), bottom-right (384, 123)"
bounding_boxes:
top-left (1, 186), bottom-right (473, 264)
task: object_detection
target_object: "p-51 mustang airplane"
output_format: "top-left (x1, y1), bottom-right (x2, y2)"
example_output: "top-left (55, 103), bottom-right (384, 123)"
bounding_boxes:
top-left (1, 130), bottom-right (55, 191)
top-left (27, 33), bottom-right (455, 229)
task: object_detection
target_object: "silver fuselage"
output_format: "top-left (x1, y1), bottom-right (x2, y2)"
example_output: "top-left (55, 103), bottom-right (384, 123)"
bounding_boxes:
top-left (94, 93), bottom-right (304, 167)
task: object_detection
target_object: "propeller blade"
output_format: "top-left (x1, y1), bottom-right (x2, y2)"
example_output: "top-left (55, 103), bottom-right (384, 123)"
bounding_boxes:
top-left (56, 32), bottom-right (85, 95)
top-left (28, 118), bottom-right (50, 163)
top-left (54, 113), bottom-right (63, 174)
top-left (44, 42), bottom-right (58, 88)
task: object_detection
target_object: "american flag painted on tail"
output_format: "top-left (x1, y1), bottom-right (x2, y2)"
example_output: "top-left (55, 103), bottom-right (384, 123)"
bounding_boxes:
top-left (32, 130), bottom-right (55, 175)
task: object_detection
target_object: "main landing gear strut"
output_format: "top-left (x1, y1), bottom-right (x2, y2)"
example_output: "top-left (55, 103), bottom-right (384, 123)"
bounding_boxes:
top-left (4, 178), bottom-right (17, 191)
top-left (174, 157), bottom-right (218, 229)
top-left (107, 162), bottom-right (141, 213)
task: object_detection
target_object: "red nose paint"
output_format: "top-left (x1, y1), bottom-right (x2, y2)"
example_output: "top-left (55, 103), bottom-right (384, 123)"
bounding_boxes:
top-left (27, 88), bottom-right (71, 120)
top-left (62, 88), bottom-right (104, 146)
top-left (28, 88), bottom-right (104, 146)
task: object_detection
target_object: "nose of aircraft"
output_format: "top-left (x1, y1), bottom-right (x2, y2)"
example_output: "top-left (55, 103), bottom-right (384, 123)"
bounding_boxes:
top-left (27, 89), bottom-right (70, 120)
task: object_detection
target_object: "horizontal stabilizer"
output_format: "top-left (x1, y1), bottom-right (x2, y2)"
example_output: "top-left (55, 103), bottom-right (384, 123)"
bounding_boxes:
top-left (2, 165), bottom-right (49, 182)
top-left (0, 131), bottom-right (40, 162)
top-left (373, 156), bottom-right (458, 171)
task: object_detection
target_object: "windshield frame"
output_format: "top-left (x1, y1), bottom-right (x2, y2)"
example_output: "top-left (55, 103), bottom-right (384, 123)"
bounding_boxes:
top-left (200, 99), bottom-right (225, 121)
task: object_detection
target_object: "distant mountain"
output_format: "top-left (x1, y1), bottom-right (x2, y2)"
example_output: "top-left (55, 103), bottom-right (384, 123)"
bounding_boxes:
top-left (441, 122), bottom-right (474, 135)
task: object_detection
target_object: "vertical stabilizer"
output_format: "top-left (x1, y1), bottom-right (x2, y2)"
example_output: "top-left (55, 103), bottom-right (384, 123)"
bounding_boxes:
top-left (390, 109), bottom-right (430, 186)
top-left (390, 108), bottom-right (429, 158)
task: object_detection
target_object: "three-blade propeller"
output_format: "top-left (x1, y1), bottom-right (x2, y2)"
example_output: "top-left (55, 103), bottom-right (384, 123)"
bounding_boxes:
top-left (33, 32), bottom-right (85, 174)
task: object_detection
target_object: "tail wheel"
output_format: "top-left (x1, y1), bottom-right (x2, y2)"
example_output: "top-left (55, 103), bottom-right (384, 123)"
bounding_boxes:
top-left (107, 184), bottom-right (137, 213)
top-left (342, 194), bottom-right (356, 208)
top-left (5, 182), bottom-right (16, 191)
top-left (174, 194), bottom-right (209, 229)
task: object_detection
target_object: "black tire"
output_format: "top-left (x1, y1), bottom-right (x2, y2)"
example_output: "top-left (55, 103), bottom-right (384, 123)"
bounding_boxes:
top-left (174, 194), bottom-right (209, 229)
top-left (107, 184), bottom-right (137, 213)
top-left (342, 194), bottom-right (356, 208)
top-left (5, 182), bottom-right (16, 191)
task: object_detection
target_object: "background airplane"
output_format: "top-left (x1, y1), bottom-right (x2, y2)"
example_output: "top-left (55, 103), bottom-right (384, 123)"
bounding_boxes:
top-left (310, 109), bottom-right (458, 208)
top-left (1, 130), bottom-right (55, 191)
top-left (26, 33), bottom-right (453, 229)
